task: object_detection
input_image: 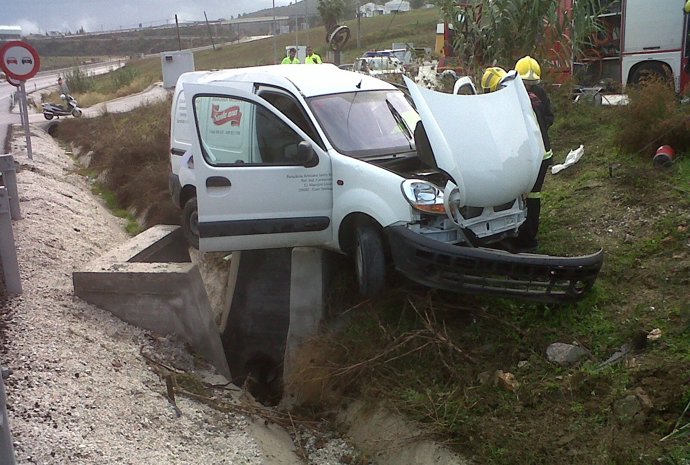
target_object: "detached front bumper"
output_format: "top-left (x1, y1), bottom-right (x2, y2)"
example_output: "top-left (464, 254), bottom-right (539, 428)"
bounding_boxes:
top-left (385, 225), bottom-right (604, 303)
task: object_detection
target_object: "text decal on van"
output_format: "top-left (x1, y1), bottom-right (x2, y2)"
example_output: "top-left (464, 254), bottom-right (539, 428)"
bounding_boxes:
top-left (211, 104), bottom-right (242, 126)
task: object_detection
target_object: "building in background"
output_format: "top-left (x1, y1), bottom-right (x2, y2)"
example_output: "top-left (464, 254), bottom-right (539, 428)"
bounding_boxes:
top-left (0, 26), bottom-right (22, 41)
top-left (359, 3), bottom-right (385, 18)
top-left (384, 0), bottom-right (411, 14)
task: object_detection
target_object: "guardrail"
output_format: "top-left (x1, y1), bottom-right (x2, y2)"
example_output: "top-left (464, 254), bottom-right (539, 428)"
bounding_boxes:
top-left (0, 154), bottom-right (21, 295)
top-left (0, 367), bottom-right (16, 465)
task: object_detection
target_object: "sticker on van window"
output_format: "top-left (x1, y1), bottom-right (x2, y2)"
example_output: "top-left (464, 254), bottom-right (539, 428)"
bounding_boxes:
top-left (211, 104), bottom-right (243, 126)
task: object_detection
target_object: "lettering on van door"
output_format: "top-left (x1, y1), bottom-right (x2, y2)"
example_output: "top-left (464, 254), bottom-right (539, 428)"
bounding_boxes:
top-left (287, 173), bottom-right (333, 192)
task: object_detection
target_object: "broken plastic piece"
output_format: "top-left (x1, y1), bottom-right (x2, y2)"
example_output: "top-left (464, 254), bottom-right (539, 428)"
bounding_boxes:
top-left (552, 145), bottom-right (584, 175)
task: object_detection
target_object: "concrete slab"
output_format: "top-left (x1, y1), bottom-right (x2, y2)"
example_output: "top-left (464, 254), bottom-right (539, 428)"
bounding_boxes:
top-left (281, 248), bottom-right (327, 407)
top-left (73, 225), bottom-right (231, 380)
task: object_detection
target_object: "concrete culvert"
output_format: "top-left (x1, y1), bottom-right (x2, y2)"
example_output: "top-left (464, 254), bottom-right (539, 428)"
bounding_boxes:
top-left (243, 352), bottom-right (284, 406)
top-left (46, 121), bottom-right (60, 137)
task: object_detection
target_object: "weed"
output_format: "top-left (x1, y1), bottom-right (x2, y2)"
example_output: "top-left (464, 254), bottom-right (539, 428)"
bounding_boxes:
top-left (64, 66), bottom-right (95, 93)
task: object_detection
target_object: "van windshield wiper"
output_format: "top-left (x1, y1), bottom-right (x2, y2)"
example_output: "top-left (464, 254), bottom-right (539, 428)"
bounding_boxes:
top-left (386, 99), bottom-right (414, 150)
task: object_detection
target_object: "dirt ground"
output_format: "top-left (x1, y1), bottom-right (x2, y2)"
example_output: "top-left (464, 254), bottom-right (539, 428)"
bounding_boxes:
top-left (0, 128), bottom-right (357, 465)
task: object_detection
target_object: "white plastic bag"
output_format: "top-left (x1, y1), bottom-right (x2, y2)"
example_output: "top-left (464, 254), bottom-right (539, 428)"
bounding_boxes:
top-left (551, 145), bottom-right (584, 175)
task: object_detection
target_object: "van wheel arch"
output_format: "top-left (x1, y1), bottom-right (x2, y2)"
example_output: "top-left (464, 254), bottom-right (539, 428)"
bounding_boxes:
top-left (179, 185), bottom-right (196, 209)
top-left (338, 214), bottom-right (388, 297)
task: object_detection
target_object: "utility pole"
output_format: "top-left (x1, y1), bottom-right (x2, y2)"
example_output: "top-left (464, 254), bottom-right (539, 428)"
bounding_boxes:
top-left (204, 11), bottom-right (216, 51)
top-left (272, 0), bottom-right (277, 64)
top-left (175, 14), bottom-right (182, 50)
top-left (305, 0), bottom-right (309, 46)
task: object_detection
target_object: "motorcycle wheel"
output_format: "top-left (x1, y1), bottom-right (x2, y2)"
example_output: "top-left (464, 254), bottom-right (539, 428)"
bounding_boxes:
top-left (71, 108), bottom-right (83, 118)
top-left (44, 113), bottom-right (54, 120)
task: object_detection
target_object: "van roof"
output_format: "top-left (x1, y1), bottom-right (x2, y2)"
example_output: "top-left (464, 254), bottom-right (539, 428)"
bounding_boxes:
top-left (177, 63), bottom-right (397, 98)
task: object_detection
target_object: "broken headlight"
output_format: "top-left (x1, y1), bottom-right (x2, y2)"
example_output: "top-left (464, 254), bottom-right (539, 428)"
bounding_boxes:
top-left (401, 180), bottom-right (445, 215)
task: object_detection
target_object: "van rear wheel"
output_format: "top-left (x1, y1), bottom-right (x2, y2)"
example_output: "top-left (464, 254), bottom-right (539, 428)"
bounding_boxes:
top-left (182, 197), bottom-right (199, 249)
top-left (354, 224), bottom-right (386, 297)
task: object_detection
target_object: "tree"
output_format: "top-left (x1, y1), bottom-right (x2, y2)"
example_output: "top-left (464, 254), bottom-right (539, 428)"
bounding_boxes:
top-left (317, 0), bottom-right (346, 43)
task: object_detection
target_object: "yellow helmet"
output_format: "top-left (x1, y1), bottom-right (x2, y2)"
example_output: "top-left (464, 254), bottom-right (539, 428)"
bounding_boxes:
top-left (515, 56), bottom-right (541, 82)
top-left (481, 67), bottom-right (507, 93)
top-left (685, 0), bottom-right (690, 13)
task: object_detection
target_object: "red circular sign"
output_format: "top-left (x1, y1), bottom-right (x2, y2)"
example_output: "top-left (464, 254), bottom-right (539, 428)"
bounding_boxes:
top-left (0, 41), bottom-right (40, 81)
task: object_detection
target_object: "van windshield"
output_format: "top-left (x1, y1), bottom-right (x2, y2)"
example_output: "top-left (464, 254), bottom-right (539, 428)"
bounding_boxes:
top-left (307, 90), bottom-right (419, 158)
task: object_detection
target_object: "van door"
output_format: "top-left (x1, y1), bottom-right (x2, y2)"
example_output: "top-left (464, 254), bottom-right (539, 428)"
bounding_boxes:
top-left (184, 82), bottom-right (333, 252)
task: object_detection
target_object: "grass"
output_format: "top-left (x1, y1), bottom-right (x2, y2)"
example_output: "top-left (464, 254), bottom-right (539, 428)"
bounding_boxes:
top-left (52, 8), bottom-right (690, 463)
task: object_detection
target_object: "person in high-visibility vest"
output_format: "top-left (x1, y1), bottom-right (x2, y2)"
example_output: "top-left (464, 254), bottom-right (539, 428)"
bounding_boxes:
top-left (305, 46), bottom-right (322, 64)
top-left (281, 48), bottom-right (300, 64)
top-left (514, 55), bottom-right (554, 252)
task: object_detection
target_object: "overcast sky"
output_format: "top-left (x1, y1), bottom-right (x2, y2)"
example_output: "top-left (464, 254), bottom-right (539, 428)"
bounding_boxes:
top-left (4, 0), bottom-right (294, 34)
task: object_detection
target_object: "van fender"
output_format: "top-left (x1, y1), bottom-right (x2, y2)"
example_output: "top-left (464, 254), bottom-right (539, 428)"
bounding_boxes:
top-left (333, 186), bottom-right (412, 252)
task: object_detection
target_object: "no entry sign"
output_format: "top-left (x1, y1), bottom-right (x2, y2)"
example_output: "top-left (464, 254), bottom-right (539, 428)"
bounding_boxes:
top-left (0, 41), bottom-right (40, 81)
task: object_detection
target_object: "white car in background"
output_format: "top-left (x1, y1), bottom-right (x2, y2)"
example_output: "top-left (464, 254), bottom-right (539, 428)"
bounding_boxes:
top-left (353, 56), bottom-right (404, 78)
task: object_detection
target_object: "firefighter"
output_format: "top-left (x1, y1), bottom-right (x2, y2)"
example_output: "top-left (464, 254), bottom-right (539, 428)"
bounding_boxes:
top-left (514, 55), bottom-right (554, 252)
top-left (480, 66), bottom-right (507, 93)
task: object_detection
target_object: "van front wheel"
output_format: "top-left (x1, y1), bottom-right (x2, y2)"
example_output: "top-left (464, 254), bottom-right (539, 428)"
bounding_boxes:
top-left (182, 197), bottom-right (199, 249)
top-left (354, 224), bottom-right (386, 297)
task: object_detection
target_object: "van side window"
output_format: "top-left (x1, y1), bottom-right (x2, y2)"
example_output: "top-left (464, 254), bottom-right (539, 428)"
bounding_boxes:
top-left (173, 92), bottom-right (192, 146)
top-left (193, 95), bottom-right (305, 166)
top-left (259, 92), bottom-right (323, 148)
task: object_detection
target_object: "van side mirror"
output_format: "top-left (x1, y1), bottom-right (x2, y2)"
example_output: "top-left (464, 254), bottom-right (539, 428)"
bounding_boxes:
top-left (296, 141), bottom-right (317, 167)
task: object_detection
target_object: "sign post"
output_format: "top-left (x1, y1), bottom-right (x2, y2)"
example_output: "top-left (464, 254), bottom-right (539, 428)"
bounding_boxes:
top-left (0, 41), bottom-right (41, 161)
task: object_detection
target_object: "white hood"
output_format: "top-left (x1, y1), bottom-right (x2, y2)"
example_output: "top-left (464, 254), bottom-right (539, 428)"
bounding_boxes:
top-left (404, 75), bottom-right (544, 207)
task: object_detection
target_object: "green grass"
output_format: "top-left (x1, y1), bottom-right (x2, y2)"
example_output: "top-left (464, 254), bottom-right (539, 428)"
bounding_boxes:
top-left (53, 12), bottom-right (690, 462)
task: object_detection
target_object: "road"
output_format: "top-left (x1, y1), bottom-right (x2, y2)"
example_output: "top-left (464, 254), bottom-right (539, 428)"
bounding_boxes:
top-left (0, 60), bottom-right (124, 150)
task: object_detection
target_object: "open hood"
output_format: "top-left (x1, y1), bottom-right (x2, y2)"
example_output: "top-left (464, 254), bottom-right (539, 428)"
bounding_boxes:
top-left (404, 75), bottom-right (544, 207)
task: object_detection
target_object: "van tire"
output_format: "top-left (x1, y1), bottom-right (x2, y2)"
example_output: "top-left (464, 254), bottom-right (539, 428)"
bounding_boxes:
top-left (182, 197), bottom-right (200, 249)
top-left (354, 224), bottom-right (386, 297)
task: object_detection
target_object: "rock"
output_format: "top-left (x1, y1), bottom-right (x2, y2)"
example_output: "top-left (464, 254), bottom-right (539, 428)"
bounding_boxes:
top-left (546, 343), bottom-right (589, 366)
top-left (613, 394), bottom-right (648, 428)
top-left (495, 370), bottom-right (519, 392)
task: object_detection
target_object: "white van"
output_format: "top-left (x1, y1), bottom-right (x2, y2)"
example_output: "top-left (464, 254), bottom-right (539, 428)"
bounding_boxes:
top-left (169, 64), bottom-right (603, 302)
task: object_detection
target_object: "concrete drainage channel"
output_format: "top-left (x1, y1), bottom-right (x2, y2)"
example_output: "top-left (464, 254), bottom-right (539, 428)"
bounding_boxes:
top-left (72, 224), bottom-right (467, 465)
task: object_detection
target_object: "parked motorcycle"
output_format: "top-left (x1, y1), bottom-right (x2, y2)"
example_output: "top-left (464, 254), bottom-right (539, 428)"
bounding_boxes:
top-left (42, 94), bottom-right (83, 120)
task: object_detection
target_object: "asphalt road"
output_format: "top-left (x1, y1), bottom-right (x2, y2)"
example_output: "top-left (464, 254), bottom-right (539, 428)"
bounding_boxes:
top-left (0, 60), bottom-right (125, 150)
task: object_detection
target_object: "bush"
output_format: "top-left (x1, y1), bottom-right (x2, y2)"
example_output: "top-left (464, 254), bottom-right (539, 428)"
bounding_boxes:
top-left (64, 67), bottom-right (95, 93)
top-left (109, 66), bottom-right (139, 91)
top-left (615, 79), bottom-right (690, 156)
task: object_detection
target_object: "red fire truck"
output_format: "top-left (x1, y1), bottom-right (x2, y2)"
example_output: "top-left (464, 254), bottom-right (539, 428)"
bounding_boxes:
top-left (576, 0), bottom-right (690, 92)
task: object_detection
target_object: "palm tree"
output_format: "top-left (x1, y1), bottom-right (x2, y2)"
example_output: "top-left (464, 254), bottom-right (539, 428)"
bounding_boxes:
top-left (317, 0), bottom-right (346, 43)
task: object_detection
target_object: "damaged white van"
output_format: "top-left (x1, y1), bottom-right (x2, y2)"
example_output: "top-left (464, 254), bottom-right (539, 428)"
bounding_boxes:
top-left (169, 64), bottom-right (603, 302)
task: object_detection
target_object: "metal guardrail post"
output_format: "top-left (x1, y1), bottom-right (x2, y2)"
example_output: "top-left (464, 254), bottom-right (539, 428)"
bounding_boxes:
top-left (0, 155), bottom-right (21, 220)
top-left (0, 367), bottom-right (16, 465)
top-left (0, 187), bottom-right (22, 295)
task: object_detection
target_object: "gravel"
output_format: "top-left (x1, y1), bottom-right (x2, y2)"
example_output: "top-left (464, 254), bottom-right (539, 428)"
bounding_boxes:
top-left (0, 127), bottom-right (359, 465)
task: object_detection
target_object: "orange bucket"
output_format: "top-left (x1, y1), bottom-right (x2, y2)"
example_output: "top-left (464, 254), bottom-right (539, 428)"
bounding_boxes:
top-left (653, 145), bottom-right (676, 167)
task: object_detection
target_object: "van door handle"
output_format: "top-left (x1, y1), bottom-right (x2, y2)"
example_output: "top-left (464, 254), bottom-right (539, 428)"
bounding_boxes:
top-left (206, 176), bottom-right (231, 188)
